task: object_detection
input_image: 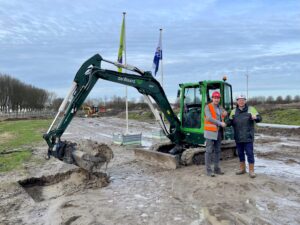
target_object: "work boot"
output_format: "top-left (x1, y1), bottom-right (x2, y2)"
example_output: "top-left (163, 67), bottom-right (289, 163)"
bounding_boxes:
top-left (206, 167), bottom-right (215, 177)
top-left (214, 167), bottom-right (224, 175)
top-left (207, 172), bottom-right (215, 177)
top-left (249, 163), bottom-right (256, 178)
top-left (236, 162), bottom-right (246, 175)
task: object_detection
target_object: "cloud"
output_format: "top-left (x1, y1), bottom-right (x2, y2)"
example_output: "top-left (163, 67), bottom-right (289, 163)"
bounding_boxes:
top-left (0, 0), bottom-right (299, 100)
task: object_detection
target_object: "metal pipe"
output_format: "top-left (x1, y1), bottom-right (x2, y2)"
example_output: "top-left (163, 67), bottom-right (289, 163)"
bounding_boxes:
top-left (143, 95), bottom-right (169, 135)
top-left (47, 82), bottom-right (77, 134)
top-left (101, 58), bottom-right (144, 75)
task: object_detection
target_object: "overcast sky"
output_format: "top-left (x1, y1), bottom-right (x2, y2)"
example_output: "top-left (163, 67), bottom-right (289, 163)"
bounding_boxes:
top-left (0, 0), bottom-right (299, 102)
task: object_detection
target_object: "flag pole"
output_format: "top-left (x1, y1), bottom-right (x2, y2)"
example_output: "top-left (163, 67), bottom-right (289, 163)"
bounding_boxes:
top-left (123, 12), bottom-right (129, 134)
top-left (246, 68), bottom-right (249, 100)
top-left (160, 28), bottom-right (163, 88)
top-left (159, 28), bottom-right (164, 121)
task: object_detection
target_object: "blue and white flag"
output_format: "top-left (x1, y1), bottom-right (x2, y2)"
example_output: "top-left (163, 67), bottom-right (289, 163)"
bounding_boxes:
top-left (153, 31), bottom-right (162, 76)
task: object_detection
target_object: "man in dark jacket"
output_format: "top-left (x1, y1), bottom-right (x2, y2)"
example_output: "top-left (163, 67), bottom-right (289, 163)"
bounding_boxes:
top-left (226, 94), bottom-right (262, 178)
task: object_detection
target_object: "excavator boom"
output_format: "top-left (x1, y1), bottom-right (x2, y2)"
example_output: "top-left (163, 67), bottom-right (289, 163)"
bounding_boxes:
top-left (43, 54), bottom-right (184, 170)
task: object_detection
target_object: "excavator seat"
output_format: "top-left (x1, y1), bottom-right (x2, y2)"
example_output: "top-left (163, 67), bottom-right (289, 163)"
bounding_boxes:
top-left (183, 108), bottom-right (201, 128)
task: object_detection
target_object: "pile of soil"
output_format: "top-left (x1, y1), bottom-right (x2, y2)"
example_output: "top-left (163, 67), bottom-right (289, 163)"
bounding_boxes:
top-left (68, 140), bottom-right (114, 172)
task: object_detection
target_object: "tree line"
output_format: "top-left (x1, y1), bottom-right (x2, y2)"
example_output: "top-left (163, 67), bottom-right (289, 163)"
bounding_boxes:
top-left (0, 73), bottom-right (149, 113)
top-left (1, 72), bottom-right (298, 113)
top-left (68, 94), bottom-right (300, 112)
top-left (247, 95), bottom-right (300, 105)
top-left (84, 95), bottom-right (149, 111)
top-left (0, 74), bottom-right (48, 112)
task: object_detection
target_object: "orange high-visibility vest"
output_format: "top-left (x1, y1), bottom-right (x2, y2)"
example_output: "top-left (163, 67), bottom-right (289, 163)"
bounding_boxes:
top-left (204, 103), bottom-right (218, 132)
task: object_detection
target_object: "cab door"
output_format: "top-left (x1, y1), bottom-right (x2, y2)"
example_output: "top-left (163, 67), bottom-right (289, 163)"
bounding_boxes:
top-left (181, 85), bottom-right (202, 129)
top-left (223, 83), bottom-right (233, 112)
top-left (180, 84), bottom-right (206, 145)
top-left (223, 83), bottom-right (234, 140)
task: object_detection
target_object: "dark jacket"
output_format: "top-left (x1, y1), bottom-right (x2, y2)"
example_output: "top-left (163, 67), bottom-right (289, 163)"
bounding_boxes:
top-left (226, 104), bottom-right (262, 143)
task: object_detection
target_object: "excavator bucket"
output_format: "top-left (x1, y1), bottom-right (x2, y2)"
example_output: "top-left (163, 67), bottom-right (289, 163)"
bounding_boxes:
top-left (52, 140), bottom-right (114, 173)
top-left (133, 143), bottom-right (179, 169)
top-left (134, 148), bottom-right (179, 169)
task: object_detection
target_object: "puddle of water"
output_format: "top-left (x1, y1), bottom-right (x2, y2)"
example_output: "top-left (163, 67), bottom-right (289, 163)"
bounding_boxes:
top-left (256, 157), bottom-right (300, 178)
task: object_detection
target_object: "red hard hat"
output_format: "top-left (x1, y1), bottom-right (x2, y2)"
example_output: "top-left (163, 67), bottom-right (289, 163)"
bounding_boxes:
top-left (212, 91), bottom-right (221, 98)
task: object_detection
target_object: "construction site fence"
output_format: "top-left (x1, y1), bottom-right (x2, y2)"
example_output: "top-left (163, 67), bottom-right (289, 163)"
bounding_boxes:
top-left (0, 110), bottom-right (56, 120)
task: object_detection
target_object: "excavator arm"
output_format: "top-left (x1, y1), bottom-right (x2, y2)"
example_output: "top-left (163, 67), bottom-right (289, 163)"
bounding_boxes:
top-left (43, 54), bottom-right (183, 160)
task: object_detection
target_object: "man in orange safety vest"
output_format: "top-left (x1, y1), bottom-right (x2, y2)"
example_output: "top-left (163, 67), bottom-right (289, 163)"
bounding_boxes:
top-left (204, 91), bottom-right (227, 177)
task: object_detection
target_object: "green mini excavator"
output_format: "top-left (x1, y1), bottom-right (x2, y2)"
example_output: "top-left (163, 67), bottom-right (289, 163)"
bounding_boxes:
top-left (43, 54), bottom-right (236, 170)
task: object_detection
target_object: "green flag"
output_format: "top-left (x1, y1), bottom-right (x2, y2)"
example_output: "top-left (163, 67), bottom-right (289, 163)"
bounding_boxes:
top-left (117, 15), bottom-right (125, 73)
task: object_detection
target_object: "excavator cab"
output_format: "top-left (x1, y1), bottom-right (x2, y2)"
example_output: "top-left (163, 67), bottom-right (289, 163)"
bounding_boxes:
top-left (178, 80), bottom-right (234, 146)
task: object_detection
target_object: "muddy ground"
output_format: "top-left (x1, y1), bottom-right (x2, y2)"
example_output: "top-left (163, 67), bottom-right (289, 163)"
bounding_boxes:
top-left (0, 117), bottom-right (300, 225)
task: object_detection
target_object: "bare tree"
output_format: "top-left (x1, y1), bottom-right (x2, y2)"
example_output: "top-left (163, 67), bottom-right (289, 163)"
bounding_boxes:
top-left (51, 98), bottom-right (64, 111)
top-left (276, 96), bottom-right (283, 104)
top-left (0, 73), bottom-right (49, 111)
top-left (284, 95), bottom-right (292, 104)
top-left (294, 95), bottom-right (300, 102)
top-left (46, 91), bottom-right (57, 108)
top-left (266, 96), bottom-right (274, 104)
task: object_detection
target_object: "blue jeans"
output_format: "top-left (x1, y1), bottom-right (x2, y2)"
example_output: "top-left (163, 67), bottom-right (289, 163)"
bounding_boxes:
top-left (236, 142), bottom-right (254, 164)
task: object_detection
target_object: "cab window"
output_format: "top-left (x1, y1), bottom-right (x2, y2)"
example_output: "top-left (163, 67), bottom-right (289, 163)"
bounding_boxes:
top-left (182, 87), bottom-right (201, 129)
top-left (224, 84), bottom-right (233, 110)
top-left (206, 83), bottom-right (221, 103)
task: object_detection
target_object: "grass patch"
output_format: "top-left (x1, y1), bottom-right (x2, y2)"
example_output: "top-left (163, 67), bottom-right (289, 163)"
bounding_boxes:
top-left (0, 150), bottom-right (32, 172)
top-left (260, 108), bottom-right (300, 125)
top-left (0, 119), bottom-right (51, 153)
top-left (0, 132), bottom-right (16, 144)
top-left (128, 111), bottom-right (155, 121)
top-left (0, 119), bottom-right (51, 172)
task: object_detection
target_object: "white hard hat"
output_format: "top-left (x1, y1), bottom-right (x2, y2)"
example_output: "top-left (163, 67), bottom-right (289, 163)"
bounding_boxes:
top-left (236, 94), bottom-right (246, 100)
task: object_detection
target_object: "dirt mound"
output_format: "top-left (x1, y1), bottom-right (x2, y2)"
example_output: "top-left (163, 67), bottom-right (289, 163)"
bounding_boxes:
top-left (77, 139), bottom-right (114, 165)
top-left (67, 140), bottom-right (114, 172)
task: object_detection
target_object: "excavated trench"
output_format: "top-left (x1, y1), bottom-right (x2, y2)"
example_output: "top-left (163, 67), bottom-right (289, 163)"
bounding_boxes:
top-left (18, 169), bottom-right (109, 202)
top-left (18, 140), bottom-right (114, 202)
